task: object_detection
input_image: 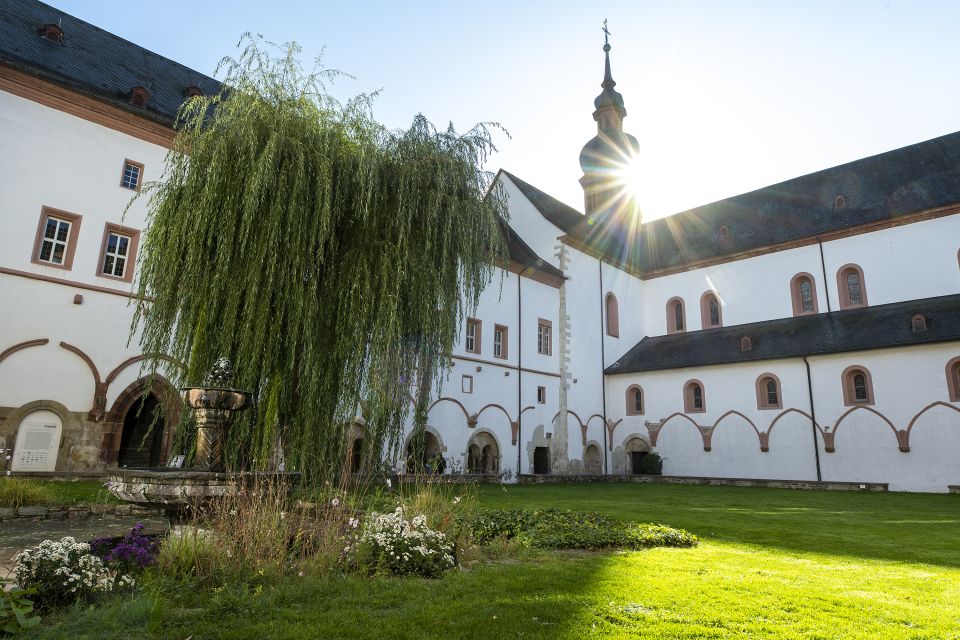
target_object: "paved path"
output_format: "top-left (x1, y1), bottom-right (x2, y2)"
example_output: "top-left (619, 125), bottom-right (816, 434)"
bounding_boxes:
top-left (0, 515), bottom-right (168, 573)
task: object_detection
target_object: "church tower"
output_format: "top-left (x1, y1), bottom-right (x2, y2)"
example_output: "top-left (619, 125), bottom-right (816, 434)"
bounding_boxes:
top-left (579, 31), bottom-right (640, 219)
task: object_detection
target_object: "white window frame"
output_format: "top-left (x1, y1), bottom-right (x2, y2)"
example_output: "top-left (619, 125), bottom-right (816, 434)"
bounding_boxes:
top-left (38, 216), bottom-right (72, 265)
top-left (101, 230), bottom-right (132, 278)
top-left (537, 320), bottom-right (552, 356)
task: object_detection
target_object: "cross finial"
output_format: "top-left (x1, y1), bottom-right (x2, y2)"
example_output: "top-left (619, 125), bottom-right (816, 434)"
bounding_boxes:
top-left (602, 19), bottom-right (611, 46)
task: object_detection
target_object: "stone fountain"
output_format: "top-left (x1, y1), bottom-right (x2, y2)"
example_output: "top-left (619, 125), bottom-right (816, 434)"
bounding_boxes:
top-left (107, 358), bottom-right (295, 518)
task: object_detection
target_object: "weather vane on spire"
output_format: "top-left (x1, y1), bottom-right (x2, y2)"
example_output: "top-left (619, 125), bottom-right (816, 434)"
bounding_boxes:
top-left (602, 19), bottom-right (611, 46)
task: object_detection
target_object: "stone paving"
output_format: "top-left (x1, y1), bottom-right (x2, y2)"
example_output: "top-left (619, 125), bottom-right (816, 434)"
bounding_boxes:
top-left (0, 514), bottom-right (168, 573)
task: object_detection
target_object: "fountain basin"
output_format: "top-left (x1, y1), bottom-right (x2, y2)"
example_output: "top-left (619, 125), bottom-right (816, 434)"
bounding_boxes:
top-left (107, 468), bottom-right (301, 514)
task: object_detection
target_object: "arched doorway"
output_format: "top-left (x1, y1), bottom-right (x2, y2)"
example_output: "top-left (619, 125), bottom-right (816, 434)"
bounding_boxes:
top-left (467, 431), bottom-right (500, 474)
top-left (117, 393), bottom-right (165, 468)
top-left (533, 446), bottom-right (550, 474)
top-left (11, 409), bottom-right (63, 472)
top-left (351, 438), bottom-right (364, 473)
top-left (624, 436), bottom-right (651, 475)
top-left (406, 430), bottom-right (444, 474)
top-left (105, 376), bottom-right (180, 468)
top-left (583, 443), bottom-right (602, 474)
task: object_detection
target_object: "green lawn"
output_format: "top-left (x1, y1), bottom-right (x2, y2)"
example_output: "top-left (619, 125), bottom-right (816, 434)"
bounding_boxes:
top-left (0, 478), bottom-right (118, 507)
top-left (27, 483), bottom-right (960, 639)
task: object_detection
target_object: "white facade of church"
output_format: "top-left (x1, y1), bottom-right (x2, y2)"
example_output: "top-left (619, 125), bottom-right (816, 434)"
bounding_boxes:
top-left (1, 3), bottom-right (958, 491)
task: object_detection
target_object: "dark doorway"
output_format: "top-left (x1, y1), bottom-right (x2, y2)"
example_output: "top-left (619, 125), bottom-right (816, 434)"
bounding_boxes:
top-left (533, 446), bottom-right (550, 474)
top-left (350, 438), bottom-right (363, 473)
top-left (630, 451), bottom-right (647, 475)
top-left (117, 394), bottom-right (165, 468)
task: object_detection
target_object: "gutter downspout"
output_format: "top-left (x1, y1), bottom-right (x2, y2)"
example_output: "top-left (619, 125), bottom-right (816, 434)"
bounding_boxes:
top-left (516, 272), bottom-right (523, 476)
top-left (599, 260), bottom-right (609, 475)
top-left (802, 355), bottom-right (823, 481)
top-left (818, 239), bottom-right (832, 313)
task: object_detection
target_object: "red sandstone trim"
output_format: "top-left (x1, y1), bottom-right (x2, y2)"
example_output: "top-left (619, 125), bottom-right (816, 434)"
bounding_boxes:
top-left (31, 206), bottom-right (82, 271)
top-left (0, 339), bottom-right (50, 366)
top-left (836, 263), bottom-right (869, 310)
top-left (841, 364), bottom-right (875, 406)
top-left (789, 272), bottom-right (820, 316)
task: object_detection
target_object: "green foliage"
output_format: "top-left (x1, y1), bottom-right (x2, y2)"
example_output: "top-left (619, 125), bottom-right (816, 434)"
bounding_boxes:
top-left (0, 479), bottom-right (55, 508)
top-left (0, 587), bottom-right (41, 634)
top-left (132, 35), bottom-right (507, 480)
top-left (637, 452), bottom-right (663, 475)
top-left (470, 508), bottom-right (698, 550)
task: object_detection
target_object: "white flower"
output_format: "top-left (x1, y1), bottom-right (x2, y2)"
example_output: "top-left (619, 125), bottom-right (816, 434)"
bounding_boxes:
top-left (331, 498), bottom-right (340, 507)
top-left (386, 478), bottom-right (392, 488)
top-left (453, 496), bottom-right (461, 505)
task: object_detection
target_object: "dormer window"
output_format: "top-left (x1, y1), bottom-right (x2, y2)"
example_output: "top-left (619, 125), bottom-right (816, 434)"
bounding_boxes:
top-left (718, 225), bottom-right (729, 239)
top-left (741, 336), bottom-right (753, 352)
top-left (40, 24), bottom-right (63, 43)
top-left (834, 194), bottom-right (846, 209)
top-left (130, 86), bottom-right (149, 108)
top-left (184, 85), bottom-right (203, 98)
top-left (911, 314), bottom-right (928, 332)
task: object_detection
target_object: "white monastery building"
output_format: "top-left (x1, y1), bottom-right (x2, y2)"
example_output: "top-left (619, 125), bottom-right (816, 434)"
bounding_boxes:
top-left (1, 2), bottom-right (959, 492)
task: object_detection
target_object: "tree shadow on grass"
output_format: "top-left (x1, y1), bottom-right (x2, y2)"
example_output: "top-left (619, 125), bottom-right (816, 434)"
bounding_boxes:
top-left (477, 483), bottom-right (960, 569)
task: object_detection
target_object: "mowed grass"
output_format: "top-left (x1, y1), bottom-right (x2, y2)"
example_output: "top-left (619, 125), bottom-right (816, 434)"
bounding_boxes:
top-left (28, 483), bottom-right (960, 639)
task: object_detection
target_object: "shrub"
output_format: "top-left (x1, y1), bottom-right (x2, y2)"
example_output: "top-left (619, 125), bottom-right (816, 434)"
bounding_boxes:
top-left (13, 537), bottom-right (135, 608)
top-left (470, 509), bottom-right (697, 550)
top-left (0, 587), bottom-right (41, 634)
top-left (0, 478), bottom-right (55, 508)
top-left (90, 523), bottom-right (160, 576)
top-left (637, 452), bottom-right (663, 475)
top-left (345, 506), bottom-right (456, 578)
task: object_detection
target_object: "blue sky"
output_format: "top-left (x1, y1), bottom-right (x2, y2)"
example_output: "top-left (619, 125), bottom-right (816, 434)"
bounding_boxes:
top-left (46, 0), bottom-right (960, 219)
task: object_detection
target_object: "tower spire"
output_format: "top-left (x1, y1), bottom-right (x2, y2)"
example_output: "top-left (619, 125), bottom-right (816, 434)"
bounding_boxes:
top-left (579, 20), bottom-right (640, 218)
top-left (601, 19), bottom-right (615, 89)
top-left (591, 20), bottom-right (626, 132)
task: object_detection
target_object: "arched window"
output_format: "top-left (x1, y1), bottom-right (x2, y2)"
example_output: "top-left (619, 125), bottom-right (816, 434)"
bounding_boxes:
top-left (684, 379), bottom-right (705, 413)
top-left (605, 293), bottom-right (619, 338)
top-left (700, 292), bottom-right (722, 329)
top-left (666, 297), bottom-right (685, 334)
top-left (946, 356), bottom-right (960, 402)
top-left (755, 374), bottom-right (782, 410)
top-left (841, 365), bottom-right (874, 406)
top-left (790, 272), bottom-right (819, 316)
top-left (625, 385), bottom-right (644, 415)
top-left (837, 264), bottom-right (868, 309)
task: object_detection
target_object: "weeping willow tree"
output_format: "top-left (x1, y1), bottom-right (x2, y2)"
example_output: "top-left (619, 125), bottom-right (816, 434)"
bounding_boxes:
top-left (133, 37), bottom-right (506, 481)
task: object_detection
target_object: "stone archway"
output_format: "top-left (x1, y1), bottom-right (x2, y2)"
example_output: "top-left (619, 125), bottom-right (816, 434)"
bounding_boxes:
top-left (466, 430), bottom-right (500, 475)
top-left (405, 428), bottom-right (445, 474)
top-left (624, 436), bottom-right (651, 475)
top-left (583, 442), bottom-right (602, 474)
top-left (103, 376), bottom-right (180, 467)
